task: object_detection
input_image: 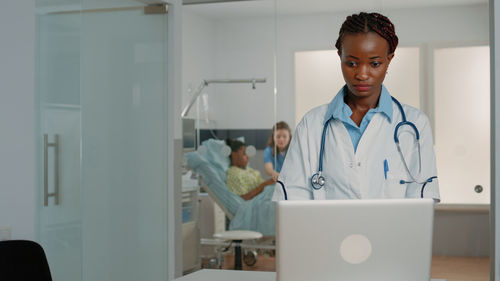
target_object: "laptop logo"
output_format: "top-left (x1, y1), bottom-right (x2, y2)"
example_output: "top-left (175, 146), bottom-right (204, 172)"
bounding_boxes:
top-left (339, 234), bottom-right (372, 264)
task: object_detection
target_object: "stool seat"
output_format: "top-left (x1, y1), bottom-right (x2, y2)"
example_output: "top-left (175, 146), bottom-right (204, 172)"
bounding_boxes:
top-left (214, 230), bottom-right (263, 241)
top-left (213, 230), bottom-right (263, 270)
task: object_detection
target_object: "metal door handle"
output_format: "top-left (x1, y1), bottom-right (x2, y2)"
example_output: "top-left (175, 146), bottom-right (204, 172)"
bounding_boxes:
top-left (43, 134), bottom-right (59, 206)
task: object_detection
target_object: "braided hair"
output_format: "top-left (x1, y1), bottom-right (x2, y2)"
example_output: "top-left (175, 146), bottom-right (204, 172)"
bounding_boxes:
top-left (335, 12), bottom-right (398, 55)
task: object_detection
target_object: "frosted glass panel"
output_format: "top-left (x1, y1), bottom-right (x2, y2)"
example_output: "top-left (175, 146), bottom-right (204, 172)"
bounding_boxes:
top-left (37, 6), bottom-right (83, 281)
top-left (295, 48), bottom-right (419, 125)
top-left (38, 13), bottom-right (80, 105)
top-left (434, 46), bottom-right (490, 204)
top-left (39, 105), bottom-right (82, 281)
top-left (80, 7), bottom-right (168, 281)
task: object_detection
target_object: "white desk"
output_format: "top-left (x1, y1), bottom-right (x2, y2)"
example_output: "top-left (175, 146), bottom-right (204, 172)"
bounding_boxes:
top-left (174, 269), bottom-right (446, 281)
top-left (175, 270), bottom-right (274, 281)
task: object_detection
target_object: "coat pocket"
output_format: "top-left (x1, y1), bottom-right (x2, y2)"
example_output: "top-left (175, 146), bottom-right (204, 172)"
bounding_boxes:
top-left (383, 172), bottom-right (407, 198)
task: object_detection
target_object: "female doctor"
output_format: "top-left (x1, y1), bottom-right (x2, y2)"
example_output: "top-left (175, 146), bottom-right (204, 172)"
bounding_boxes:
top-left (273, 12), bottom-right (440, 201)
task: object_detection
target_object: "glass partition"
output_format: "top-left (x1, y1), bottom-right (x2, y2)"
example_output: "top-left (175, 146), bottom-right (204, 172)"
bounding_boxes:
top-left (80, 2), bottom-right (169, 280)
top-left (182, 1), bottom-right (490, 278)
top-left (36, 1), bottom-right (170, 280)
top-left (181, 0), bottom-right (277, 273)
top-left (36, 2), bottom-right (83, 280)
top-left (37, 0), bottom-right (493, 279)
top-left (275, 1), bottom-right (490, 280)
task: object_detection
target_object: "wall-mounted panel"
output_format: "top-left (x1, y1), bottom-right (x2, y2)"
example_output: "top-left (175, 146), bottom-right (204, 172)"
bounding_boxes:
top-left (434, 46), bottom-right (490, 204)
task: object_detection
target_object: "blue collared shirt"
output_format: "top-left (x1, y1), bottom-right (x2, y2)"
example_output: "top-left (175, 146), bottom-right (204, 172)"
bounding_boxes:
top-left (324, 85), bottom-right (393, 152)
top-left (263, 146), bottom-right (286, 172)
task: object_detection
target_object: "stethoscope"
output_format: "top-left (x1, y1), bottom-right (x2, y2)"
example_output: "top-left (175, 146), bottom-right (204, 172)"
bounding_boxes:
top-left (278, 96), bottom-right (437, 200)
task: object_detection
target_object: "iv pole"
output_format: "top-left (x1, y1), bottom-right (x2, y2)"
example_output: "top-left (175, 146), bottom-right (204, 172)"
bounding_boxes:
top-left (181, 78), bottom-right (266, 118)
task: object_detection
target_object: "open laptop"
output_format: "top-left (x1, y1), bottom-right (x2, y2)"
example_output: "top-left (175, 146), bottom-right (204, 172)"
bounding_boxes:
top-left (276, 199), bottom-right (434, 281)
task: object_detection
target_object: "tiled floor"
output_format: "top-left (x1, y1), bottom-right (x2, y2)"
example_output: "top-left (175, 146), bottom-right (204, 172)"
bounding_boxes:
top-left (206, 254), bottom-right (490, 281)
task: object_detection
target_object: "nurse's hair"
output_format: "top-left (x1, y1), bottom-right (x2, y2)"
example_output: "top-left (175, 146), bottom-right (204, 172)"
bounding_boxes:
top-left (335, 12), bottom-right (399, 55)
top-left (267, 121), bottom-right (292, 156)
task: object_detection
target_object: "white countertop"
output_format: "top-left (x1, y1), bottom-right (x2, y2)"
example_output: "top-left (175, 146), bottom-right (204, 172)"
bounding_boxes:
top-left (174, 269), bottom-right (446, 281)
top-left (175, 270), bottom-right (275, 281)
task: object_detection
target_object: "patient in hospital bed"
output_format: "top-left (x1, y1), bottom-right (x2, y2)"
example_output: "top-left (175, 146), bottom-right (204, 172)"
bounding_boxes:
top-left (225, 139), bottom-right (275, 201)
top-left (185, 138), bottom-right (277, 235)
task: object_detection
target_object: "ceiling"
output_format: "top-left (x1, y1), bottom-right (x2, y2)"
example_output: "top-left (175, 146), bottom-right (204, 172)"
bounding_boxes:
top-left (36, 0), bottom-right (160, 10)
top-left (183, 0), bottom-right (488, 20)
top-left (36, 0), bottom-right (488, 17)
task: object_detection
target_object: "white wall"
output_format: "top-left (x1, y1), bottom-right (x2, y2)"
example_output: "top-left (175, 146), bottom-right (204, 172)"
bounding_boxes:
top-left (183, 10), bottom-right (276, 130)
top-left (182, 11), bottom-right (216, 126)
top-left (0, 0), bottom-right (36, 240)
top-left (276, 4), bottom-right (489, 129)
top-left (211, 17), bottom-right (276, 129)
top-left (182, 4), bottom-right (489, 130)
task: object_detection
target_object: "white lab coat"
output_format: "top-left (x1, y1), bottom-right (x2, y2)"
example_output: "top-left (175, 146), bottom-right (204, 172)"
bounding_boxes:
top-left (273, 101), bottom-right (440, 201)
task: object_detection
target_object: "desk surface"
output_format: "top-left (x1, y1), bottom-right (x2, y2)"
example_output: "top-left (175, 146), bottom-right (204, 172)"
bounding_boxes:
top-left (175, 270), bottom-right (274, 281)
top-left (174, 269), bottom-right (446, 281)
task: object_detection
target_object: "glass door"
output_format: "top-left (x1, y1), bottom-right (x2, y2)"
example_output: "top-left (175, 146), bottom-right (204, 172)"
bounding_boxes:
top-left (80, 3), bottom-right (169, 281)
top-left (37, 7), bottom-right (83, 281)
top-left (36, 1), bottom-right (170, 280)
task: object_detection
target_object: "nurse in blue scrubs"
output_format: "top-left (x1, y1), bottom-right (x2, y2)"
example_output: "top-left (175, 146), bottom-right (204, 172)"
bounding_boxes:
top-left (264, 121), bottom-right (292, 181)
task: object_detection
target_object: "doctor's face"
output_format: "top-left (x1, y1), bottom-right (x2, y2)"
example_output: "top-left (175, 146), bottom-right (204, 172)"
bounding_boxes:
top-left (338, 32), bottom-right (394, 99)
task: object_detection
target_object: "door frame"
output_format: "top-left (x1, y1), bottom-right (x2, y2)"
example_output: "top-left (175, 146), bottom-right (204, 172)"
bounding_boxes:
top-left (490, 0), bottom-right (498, 280)
top-left (165, 0), bottom-right (183, 279)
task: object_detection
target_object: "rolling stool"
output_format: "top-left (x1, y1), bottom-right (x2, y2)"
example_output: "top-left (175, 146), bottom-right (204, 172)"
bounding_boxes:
top-left (213, 230), bottom-right (263, 270)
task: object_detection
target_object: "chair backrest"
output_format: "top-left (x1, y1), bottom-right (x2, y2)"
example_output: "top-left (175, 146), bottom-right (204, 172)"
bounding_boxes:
top-left (0, 240), bottom-right (53, 281)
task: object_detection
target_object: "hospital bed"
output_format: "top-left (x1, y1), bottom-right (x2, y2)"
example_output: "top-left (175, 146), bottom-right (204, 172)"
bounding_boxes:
top-left (184, 139), bottom-right (276, 237)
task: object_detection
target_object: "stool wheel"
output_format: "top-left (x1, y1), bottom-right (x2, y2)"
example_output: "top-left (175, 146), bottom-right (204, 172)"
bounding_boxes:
top-left (213, 230), bottom-right (263, 270)
top-left (243, 249), bottom-right (258, 266)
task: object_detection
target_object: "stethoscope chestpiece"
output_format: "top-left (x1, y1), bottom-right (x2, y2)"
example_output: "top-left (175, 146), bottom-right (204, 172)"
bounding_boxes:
top-left (311, 172), bottom-right (325, 190)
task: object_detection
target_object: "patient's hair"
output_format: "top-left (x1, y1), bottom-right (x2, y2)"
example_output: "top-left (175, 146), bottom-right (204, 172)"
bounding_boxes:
top-left (225, 139), bottom-right (245, 160)
top-left (335, 12), bottom-right (398, 55)
top-left (267, 121), bottom-right (292, 156)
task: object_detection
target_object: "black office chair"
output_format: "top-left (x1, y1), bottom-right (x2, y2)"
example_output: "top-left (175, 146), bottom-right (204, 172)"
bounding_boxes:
top-left (0, 240), bottom-right (53, 281)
